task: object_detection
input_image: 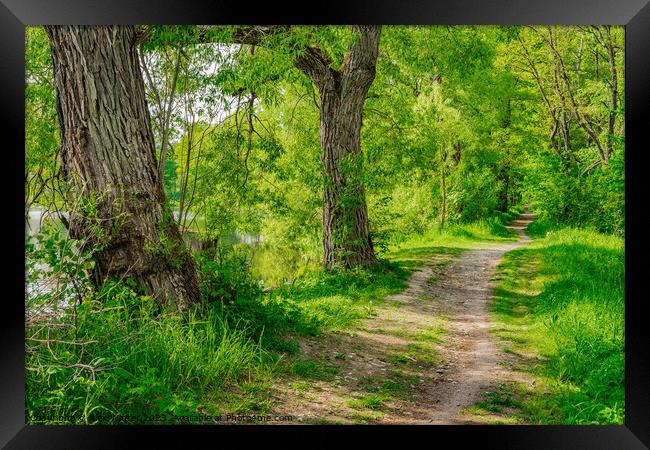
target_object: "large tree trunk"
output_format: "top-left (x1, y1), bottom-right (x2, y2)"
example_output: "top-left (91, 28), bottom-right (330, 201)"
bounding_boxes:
top-left (46, 26), bottom-right (200, 309)
top-left (296, 26), bottom-right (380, 269)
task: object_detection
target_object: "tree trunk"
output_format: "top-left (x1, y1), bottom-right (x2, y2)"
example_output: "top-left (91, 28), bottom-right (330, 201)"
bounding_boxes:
top-left (604, 25), bottom-right (618, 160)
top-left (497, 169), bottom-right (510, 212)
top-left (46, 26), bottom-right (200, 309)
top-left (295, 26), bottom-right (380, 269)
top-left (452, 141), bottom-right (461, 165)
top-left (189, 25), bottom-right (380, 269)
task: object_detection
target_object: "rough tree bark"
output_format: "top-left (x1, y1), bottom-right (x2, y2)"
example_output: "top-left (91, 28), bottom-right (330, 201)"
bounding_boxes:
top-left (46, 26), bottom-right (200, 309)
top-left (294, 26), bottom-right (381, 269)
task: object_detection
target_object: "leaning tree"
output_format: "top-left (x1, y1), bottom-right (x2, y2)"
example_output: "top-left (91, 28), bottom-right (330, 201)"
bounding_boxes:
top-left (292, 26), bottom-right (381, 269)
top-left (46, 26), bottom-right (200, 309)
top-left (187, 25), bottom-right (382, 269)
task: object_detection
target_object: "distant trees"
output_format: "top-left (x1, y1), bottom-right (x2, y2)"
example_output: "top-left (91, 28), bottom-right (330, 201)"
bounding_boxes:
top-left (506, 25), bottom-right (624, 232)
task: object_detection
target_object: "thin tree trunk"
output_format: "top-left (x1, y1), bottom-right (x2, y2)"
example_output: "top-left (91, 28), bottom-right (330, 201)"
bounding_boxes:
top-left (516, 34), bottom-right (561, 153)
top-left (158, 49), bottom-right (183, 182)
top-left (178, 117), bottom-right (194, 232)
top-left (139, 46), bottom-right (183, 186)
top-left (499, 169), bottom-right (510, 212)
top-left (576, 31), bottom-right (585, 84)
top-left (452, 141), bottom-right (461, 165)
top-left (440, 147), bottom-right (448, 228)
top-left (543, 26), bottom-right (608, 163)
top-left (46, 25), bottom-right (200, 309)
top-left (547, 32), bottom-right (572, 157)
top-left (604, 25), bottom-right (618, 160)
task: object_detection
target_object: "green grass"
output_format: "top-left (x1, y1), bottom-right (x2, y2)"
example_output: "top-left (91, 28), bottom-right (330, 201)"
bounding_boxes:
top-left (414, 324), bottom-right (447, 343)
top-left (26, 290), bottom-right (272, 424)
top-left (25, 217), bottom-right (519, 425)
top-left (476, 383), bottom-right (521, 413)
top-left (484, 224), bottom-right (624, 424)
top-left (357, 370), bottom-right (419, 398)
top-left (348, 410), bottom-right (385, 423)
top-left (289, 358), bottom-right (341, 381)
top-left (347, 393), bottom-right (391, 410)
top-left (405, 342), bottom-right (441, 366)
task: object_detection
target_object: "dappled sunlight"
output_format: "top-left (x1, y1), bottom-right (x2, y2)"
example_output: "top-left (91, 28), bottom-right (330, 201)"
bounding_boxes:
top-left (25, 23), bottom-right (624, 425)
top-left (485, 226), bottom-right (624, 424)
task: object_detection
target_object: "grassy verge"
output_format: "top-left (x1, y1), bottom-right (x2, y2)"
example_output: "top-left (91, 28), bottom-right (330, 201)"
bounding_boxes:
top-left (473, 222), bottom-right (624, 424)
top-left (25, 217), bottom-right (519, 424)
top-left (26, 279), bottom-right (283, 425)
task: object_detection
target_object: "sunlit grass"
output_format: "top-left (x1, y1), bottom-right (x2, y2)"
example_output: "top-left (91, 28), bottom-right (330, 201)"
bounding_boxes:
top-left (483, 223), bottom-right (624, 424)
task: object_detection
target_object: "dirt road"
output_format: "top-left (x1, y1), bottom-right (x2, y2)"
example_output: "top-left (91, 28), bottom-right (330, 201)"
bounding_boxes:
top-left (423, 211), bottom-right (534, 423)
top-left (270, 211), bottom-right (536, 424)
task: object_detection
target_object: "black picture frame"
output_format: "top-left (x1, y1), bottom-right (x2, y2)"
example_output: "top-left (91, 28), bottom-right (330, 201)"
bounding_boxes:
top-left (2, 0), bottom-right (649, 448)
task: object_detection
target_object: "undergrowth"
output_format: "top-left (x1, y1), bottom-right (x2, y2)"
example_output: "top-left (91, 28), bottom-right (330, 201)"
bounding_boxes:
top-left (25, 209), bottom-right (539, 425)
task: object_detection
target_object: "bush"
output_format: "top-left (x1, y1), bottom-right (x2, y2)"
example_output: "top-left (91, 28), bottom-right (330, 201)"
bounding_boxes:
top-left (197, 245), bottom-right (261, 304)
top-left (197, 247), bottom-right (320, 345)
top-left (525, 148), bottom-right (624, 237)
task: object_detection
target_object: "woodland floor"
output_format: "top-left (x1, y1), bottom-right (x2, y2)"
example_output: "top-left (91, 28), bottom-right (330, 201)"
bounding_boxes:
top-left (267, 211), bottom-right (538, 424)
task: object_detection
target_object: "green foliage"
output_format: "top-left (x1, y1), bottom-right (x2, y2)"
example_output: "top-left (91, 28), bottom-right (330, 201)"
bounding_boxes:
top-left (289, 359), bottom-right (340, 381)
top-left (499, 26), bottom-right (625, 235)
top-left (197, 249), bottom-right (320, 343)
top-left (26, 223), bottom-right (95, 308)
top-left (26, 24), bottom-right (625, 425)
top-left (26, 281), bottom-right (267, 424)
top-left (25, 27), bottom-right (60, 209)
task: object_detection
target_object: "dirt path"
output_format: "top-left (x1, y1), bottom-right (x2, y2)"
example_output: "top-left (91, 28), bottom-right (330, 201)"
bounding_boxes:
top-left (269, 211), bottom-right (536, 424)
top-left (423, 212), bottom-right (535, 424)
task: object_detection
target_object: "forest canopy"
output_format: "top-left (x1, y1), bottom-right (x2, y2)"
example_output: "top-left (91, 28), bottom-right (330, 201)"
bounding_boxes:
top-left (26, 25), bottom-right (624, 274)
